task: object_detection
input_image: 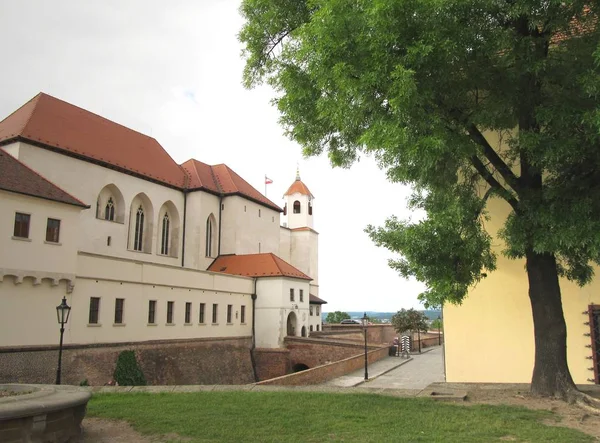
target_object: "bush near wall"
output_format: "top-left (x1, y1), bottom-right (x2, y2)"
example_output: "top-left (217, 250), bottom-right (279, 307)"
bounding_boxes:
top-left (113, 350), bottom-right (147, 386)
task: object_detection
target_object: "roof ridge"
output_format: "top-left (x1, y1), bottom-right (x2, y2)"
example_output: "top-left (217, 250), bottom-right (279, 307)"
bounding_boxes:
top-left (37, 93), bottom-right (160, 142)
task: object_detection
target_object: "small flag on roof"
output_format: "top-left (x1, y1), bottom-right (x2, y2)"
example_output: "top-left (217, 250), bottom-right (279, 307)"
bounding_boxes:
top-left (265, 176), bottom-right (273, 184)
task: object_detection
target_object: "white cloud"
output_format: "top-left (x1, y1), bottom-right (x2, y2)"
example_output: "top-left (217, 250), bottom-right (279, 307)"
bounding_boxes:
top-left (0, 0), bottom-right (425, 312)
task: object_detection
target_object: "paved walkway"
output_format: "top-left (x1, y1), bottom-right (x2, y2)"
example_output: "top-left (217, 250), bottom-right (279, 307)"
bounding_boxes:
top-left (324, 346), bottom-right (445, 390)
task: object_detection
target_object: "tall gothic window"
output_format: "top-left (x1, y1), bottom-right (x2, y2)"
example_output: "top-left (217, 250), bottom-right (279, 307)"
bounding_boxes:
top-left (104, 197), bottom-right (115, 221)
top-left (161, 212), bottom-right (170, 255)
top-left (134, 205), bottom-right (144, 251)
top-left (205, 216), bottom-right (213, 257)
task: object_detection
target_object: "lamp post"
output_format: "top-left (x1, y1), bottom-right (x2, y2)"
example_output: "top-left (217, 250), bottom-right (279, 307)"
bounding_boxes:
top-left (362, 312), bottom-right (369, 381)
top-left (55, 296), bottom-right (71, 385)
top-left (437, 315), bottom-right (441, 346)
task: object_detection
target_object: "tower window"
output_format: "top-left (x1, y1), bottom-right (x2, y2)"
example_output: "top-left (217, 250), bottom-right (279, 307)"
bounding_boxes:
top-left (293, 201), bottom-right (301, 214)
top-left (309, 202), bottom-right (313, 215)
top-left (283, 204), bottom-right (287, 216)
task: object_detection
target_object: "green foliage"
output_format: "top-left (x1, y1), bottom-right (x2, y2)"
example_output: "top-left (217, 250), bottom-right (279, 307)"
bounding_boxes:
top-left (391, 308), bottom-right (429, 334)
top-left (239, 0), bottom-right (600, 307)
top-left (79, 379), bottom-right (89, 387)
top-left (88, 392), bottom-right (592, 442)
top-left (325, 311), bottom-right (351, 323)
top-left (431, 318), bottom-right (443, 330)
top-left (113, 351), bottom-right (146, 387)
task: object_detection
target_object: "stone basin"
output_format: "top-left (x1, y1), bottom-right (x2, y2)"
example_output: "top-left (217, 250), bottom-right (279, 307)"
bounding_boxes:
top-left (0, 384), bottom-right (91, 443)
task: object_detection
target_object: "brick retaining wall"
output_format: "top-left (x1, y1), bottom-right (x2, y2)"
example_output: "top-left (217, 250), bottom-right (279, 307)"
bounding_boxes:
top-left (256, 346), bottom-right (390, 386)
top-left (254, 348), bottom-right (290, 381)
top-left (0, 337), bottom-right (254, 386)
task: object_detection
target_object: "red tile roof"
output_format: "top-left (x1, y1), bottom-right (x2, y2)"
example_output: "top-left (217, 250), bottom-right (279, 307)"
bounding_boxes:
top-left (0, 93), bottom-right (187, 187)
top-left (284, 178), bottom-right (313, 197)
top-left (0, 149), bottom-right (88, 208)
top-left (0, 93), bottom-right (282, 211)
top-left (208, 253), bottom-right (312, 280)
top-left (309, 294), bottom-right (327, 304)
top-left (182, 160), bottom-right (281, 211)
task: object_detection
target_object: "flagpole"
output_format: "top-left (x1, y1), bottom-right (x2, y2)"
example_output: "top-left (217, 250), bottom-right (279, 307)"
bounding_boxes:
top-left (264, 174), bottom-right (267, 197)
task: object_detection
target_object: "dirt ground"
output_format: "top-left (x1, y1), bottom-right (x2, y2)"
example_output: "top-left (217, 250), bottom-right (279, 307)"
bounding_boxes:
top-left (78, 388), bottom-right (600, 442)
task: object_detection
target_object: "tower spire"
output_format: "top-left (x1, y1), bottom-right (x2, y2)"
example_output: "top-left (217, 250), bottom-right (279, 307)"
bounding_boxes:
top-left (296, 163), bottom-right (300, 181)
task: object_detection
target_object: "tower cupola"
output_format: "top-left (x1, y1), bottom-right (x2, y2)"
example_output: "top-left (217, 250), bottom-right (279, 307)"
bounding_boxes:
top-left (283, 168), bottom-right (314, 229)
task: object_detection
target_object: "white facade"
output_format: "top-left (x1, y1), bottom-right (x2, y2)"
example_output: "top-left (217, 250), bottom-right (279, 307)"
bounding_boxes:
top-left (0, 96), bottom-right (325, 352)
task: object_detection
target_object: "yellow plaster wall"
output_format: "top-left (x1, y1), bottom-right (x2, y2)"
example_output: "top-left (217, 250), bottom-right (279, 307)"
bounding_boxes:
top-left (445, 133), bottom-right (600, 384)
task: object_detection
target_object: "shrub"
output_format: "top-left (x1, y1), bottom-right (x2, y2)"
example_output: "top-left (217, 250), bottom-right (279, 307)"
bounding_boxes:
top-left (113, 350), bottom-right (147, 386)
top-left (79, 379), bottom-right (89, 386)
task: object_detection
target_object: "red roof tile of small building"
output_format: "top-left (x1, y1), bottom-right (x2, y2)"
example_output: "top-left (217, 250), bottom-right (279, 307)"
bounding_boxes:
top-left (208, 253), bottom-right (312, 280)
top-left (0, 149), bottom-right (88, 208)
top-left (309, 294), bottom-right (327, 304)
top-left (284, 178), bottom-right (313, 197)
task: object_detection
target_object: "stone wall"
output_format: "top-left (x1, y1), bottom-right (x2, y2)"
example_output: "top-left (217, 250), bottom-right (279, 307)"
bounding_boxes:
top-left (320, 325), bottom-right (396, 344)
top-left (0, 337), bottom-right (254, 386)
top-left (253, 348), bottom-right (290, 382)
top-left (256, 346), bottom-right (389, 386)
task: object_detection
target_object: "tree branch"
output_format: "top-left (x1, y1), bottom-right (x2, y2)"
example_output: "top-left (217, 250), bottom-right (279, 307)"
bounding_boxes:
top-left (265, 30), bottom-right (293, 58)
top-left (470, 155), bottom-right (520, 212)
top-left (467, 124), bottom-right (521, 193)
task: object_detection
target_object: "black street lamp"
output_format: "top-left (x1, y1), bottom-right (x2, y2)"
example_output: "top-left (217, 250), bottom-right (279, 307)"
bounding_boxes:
top-left (55, 296), bottom-right (71, 385)
top-left (437, 315), bottom-right (442, 346)
top-left (362, 312), bottom-right (369, 381)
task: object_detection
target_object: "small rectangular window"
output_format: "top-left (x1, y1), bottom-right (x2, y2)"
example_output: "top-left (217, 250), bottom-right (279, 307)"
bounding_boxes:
top-left (13, 213), bottom-right (30, 238)
top-left (227, 305), bottom-right (233, 323)
top-left (299, 289), bottom-right (304, 302)
top-left (199, 303), bottom-right (205, 324)
top-left (185, 302), bottom-right (192, 324)
top-left (241, 305), bottom-right (246, 323)
top-left (45, 218), bottom-right (61, 243)
top-left (167, 301), bottom-right (174, 324)
top-left (310, 306), bottom-right (313, 316)
top-left (316, 324), bottom-right (320, 331)
top-left (89, 297), bottom-right (100, 324)
top-left (114, 298), bottom-right (124, 324)
top-left (290, 288), bottom-right (295, 302)
top-left (259, 209), bottom-right (261, 217)
top-left (148, 300), bottom-right (156, 324)
top-left (212, 304), bottom-right (218, 324)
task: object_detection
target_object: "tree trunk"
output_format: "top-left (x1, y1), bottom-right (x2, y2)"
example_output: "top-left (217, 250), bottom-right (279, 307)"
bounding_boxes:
top-left (526, 251), bottom-right (578, 398)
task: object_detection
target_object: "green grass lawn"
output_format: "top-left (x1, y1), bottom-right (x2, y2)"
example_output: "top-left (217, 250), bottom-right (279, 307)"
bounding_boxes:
top-left (87, 391), bottom-right (592, 442)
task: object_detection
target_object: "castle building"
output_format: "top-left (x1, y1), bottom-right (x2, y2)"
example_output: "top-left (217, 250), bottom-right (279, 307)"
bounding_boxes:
top-left (0, 93), bottom-right (326, 384)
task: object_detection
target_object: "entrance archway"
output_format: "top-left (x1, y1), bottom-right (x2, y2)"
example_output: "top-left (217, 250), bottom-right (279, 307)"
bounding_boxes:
top-left (301, 326), bottom-right (307, 337)
top-left (286, 312), bottom-right (297, 336)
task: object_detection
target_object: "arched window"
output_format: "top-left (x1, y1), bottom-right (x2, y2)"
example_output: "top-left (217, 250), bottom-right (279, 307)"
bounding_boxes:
top-left (134, 205), bottom-right (144, 251)
top-left (96, 184), bottom-right (125, 223)
top-left (308, 202), bottom-right (313, 216)
top-left (105, 197), bottom-right (115, 221)
top-left (161, 212), bottom-right (170, 255)
top-left (310, 325), bottom-right (313, 332)
top-left (293, 200), bottom-right (301, 214)
top-left (205, 215), bottom-right (216, 257)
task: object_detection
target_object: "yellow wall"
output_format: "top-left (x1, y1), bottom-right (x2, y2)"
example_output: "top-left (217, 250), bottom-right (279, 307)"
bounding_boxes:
top-left (445, 132), bottom-right (600, 384)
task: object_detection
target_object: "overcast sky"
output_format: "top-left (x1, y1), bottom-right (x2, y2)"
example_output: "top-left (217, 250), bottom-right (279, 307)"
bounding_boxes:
top-left (0, 0), bottom-right (426, 312)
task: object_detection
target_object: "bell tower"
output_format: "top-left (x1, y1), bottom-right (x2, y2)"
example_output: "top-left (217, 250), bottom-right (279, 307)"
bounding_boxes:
top-left (283, 167), bottom-right (314, 229)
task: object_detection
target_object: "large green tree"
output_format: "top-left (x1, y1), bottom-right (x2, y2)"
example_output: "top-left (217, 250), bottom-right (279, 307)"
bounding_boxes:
top-left (239, 0), bottom-right (600, 404)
